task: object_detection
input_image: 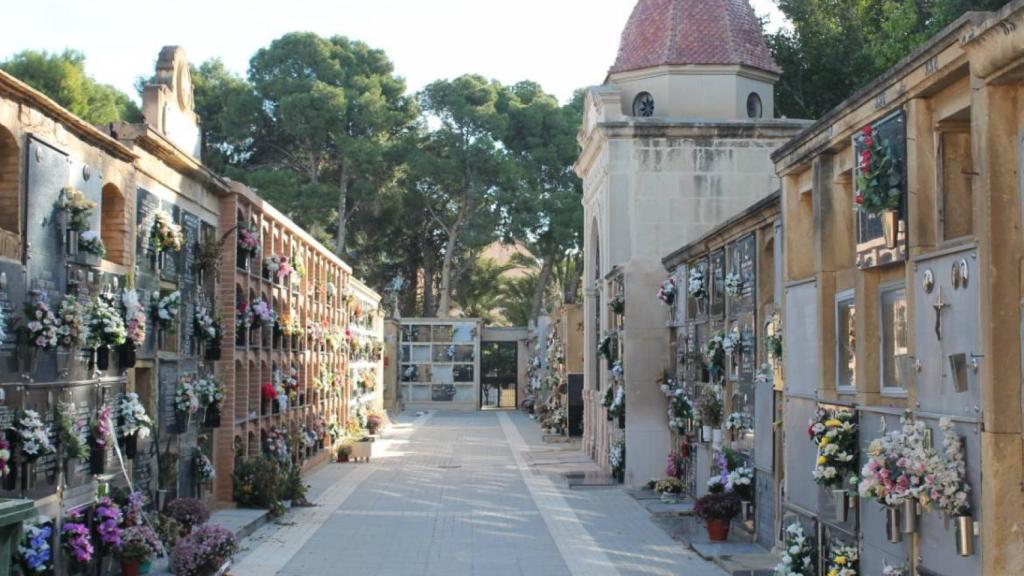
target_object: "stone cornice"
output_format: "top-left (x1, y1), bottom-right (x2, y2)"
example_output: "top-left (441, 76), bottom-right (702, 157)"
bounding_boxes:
top-left (0, 70), bottom-right (136, 162)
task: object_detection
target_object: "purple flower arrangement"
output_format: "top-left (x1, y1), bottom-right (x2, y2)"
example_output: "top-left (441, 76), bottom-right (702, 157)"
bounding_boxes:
top-left (94, 496), bottom-right (124, 549)
top-left (91, 404), bottom-right (113, 447)
top-left (17, 518), bottom-right (53, 574)
top-left (115, 525), bottom-right (163, 563)
top-left (165, 498), bottom-right (210, 533)
top-left (63, 512), bottom-right (94, 566)
top-left (170, 524), bottom-right (238, 576)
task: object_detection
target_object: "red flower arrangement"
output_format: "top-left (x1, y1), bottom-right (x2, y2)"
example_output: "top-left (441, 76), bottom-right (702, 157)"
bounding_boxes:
top-left (261, 383), bottom-right (277, 401)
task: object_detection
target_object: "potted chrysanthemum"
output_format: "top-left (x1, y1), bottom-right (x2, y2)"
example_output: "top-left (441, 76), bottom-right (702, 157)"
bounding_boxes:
top-left (693, 491), bottom-right (741, 542)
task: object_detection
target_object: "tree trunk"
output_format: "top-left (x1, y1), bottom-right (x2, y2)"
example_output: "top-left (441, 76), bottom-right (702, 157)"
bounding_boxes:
top-left (436, 223), bottom-right (461, 318)
top-left (335, 165), bottom-right (349, 257)
top-left (530, 257), bottom-right (553, 321)
top-left (422, 247), bottom-right (435, 317)
top-left (565, 254), bottom-right (583, 304)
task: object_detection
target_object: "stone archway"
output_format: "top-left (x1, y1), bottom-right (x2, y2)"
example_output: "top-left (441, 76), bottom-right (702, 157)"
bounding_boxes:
top-left (0, 125), bottom-right (21, 260)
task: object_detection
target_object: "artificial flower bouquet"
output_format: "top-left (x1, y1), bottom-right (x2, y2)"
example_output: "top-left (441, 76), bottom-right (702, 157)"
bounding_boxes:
top-left (78, 230), bottom-right (106, 258)
top-left (153, 290), bottom-right (182, 329)
top-left (59, 187), bottom-right (96, 231)
top-left (657, 277), bottom-right (677, 305)
top-left (88, 295), bottom-right (128, 348)
top-left (150, 209), bottom-right (184, 253)
top-left (809, 407), bottom-right (859, 491)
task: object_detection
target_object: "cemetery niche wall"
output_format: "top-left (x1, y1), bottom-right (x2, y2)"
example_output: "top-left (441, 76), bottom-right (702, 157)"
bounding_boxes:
top-left (662, 192), bottom-right (782, 549)
top-left (771, 8), bottom-right (1024, 572)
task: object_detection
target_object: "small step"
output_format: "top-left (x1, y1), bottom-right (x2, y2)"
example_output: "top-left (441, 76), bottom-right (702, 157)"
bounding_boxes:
top-left (644, 499), bottom-right (695, 517)
top-left (563, 470), bottom-right (618, 488)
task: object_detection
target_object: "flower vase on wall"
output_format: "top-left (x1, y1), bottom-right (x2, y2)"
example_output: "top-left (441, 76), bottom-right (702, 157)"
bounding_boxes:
top-left (204, 404), bottom-right (221, 428)
top-left (881, 210), bottom-right (898, 249)
top-left (901, 499), bottom-right (918, 534)
top-left (94, 345), bottom-right (110, 371)
top-left (118, 341), bottom-right (137, 369)
top-left (171, 411), bottom-right (189, 434)
top-left (90, 444), bottom-right (106, 475)
top-left (20, 460), bottom-right (35, 491)
top-left (19, 345), bottom-right (38, 382)
top-left (701, 425), bottom-right (712, 443)
top-left (122, 434), bottom-right (138, 460)
top-left (66, 229), bottom-right (80, 257)
top-left (886, 506), bottom-right (902, 543)
top-left (712, 428), bottom-right (723, 445)
top-left (833, 489), bottom-right (851, 523)
top-left (617, 412), bottom-right (625, 430)
top-left (955, 515), bottom-right (975, 557)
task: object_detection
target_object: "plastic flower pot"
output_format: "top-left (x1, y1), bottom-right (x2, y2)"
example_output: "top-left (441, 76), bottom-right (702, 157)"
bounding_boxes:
top-left (204, 405), bottom-right (221, 428)
top-left (118, 341), bottom-right (137, 369)
top-left (701, 425), bottom-right (713, 443)
top-left (705, 518), bottom-right (730, 542)
top-left (95, 345), bottom-right (111, 371)
top-left (171, 410), bottom-right (189, 434)
top-left (90, 444), bottom-right (106, 475)
top-left (139, 559), bottom-right (153, 574)
top-left (955, 515), bottom-right (975, 557)
top-left (122, 434), bottom-right (138, 460)
top-left (204, 338), bottom-right (221, 361)
top-left (712, 428), bottom-right (723, 444)
top-left (618, 412), bottom-right (625, 430)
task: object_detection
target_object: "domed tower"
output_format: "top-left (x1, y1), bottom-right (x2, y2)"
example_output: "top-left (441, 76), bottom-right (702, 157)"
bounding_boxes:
top-left (608, 0), bottom-right (781, 120)
top-left (576, 0), bottom-right (807, 489)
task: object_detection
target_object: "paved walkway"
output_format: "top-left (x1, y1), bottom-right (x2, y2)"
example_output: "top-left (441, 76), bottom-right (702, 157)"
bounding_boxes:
top-left (231, 411), bottom-right (725, 576)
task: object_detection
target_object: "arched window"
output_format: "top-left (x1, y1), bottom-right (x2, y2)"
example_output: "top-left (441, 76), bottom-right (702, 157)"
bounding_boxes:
top-left (632, 92), bottom-right (655, 117)
top-left (746, 93), bottom-right (763, 119)
top-left (0, 127), bottom-right (21, 260)
top-left (101, 183), bottom-right (128, 265)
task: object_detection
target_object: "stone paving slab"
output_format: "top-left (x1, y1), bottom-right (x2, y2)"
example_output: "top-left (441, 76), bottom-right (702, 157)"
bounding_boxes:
top-left (223, 410), bottom-right (726, 576)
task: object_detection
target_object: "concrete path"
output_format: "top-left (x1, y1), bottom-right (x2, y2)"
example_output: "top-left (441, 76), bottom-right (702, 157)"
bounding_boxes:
top-left (231, 411), bottom-right (725, 576)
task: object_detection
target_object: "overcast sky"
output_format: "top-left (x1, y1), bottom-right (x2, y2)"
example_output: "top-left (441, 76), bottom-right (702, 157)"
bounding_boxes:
top-left (0, 0), bottom-right (785, 104)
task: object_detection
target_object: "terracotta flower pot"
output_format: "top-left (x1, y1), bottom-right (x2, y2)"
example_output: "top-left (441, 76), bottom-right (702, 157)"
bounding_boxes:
top-left (121, 559), bottom-right (141, 576)
top-left (705, 518), bottom-right (730, 542)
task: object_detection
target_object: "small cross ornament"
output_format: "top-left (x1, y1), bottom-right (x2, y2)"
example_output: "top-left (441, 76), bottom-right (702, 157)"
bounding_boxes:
top-left (933, 286), bottom-right (949, 341)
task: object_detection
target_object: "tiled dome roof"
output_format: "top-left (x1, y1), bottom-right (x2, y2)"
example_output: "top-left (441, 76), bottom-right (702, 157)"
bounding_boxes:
top-left (609, 0), bottom-right (782, 76)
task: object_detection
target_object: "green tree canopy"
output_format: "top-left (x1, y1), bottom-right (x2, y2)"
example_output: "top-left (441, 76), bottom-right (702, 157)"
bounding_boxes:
top-left (0, 49), bottom-right (141, 124)
top-left (769, 0), bottom-right (1012, 119)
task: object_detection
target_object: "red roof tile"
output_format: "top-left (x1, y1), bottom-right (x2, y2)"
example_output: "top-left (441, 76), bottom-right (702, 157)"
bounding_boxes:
top-left (609, 0), bottom-right (782, 76)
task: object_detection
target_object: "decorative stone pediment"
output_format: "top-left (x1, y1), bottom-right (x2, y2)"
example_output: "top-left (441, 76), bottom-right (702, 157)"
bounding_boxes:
top-left (142, 46), bottom-right (201, 159)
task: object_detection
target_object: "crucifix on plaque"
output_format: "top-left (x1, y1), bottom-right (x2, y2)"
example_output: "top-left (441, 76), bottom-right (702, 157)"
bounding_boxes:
top-left (932, 286), bottom-right (949, 341)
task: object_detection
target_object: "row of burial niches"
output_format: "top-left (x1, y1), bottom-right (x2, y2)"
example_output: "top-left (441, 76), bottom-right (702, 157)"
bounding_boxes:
top-left (782, 246), bottom-right (983, 576)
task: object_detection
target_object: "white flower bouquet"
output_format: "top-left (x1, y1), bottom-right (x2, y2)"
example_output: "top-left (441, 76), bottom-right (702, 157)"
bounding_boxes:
top-left (774, 522), bottom-right (814, 576)
top-left (153, 291), bottom-right (181, 329)
top-left (87, 295), bottom-right (127, 348)
top-left (78, 230), bottom-right (106, 258)
top-left (117, 393), bottom-right (153, 439)
top-left (14, 409), bottom-right (55, 461)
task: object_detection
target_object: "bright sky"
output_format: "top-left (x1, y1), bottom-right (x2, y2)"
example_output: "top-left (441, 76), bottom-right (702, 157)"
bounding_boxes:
top-left (0, 0), bottom-right (785, 105)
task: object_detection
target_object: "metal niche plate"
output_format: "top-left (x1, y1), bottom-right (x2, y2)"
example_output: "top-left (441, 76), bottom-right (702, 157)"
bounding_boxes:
top-left (912, 248), bottom-right (980, 415)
